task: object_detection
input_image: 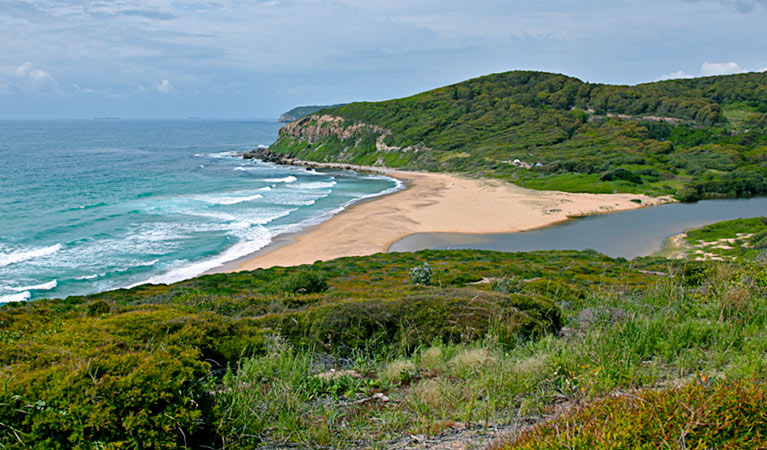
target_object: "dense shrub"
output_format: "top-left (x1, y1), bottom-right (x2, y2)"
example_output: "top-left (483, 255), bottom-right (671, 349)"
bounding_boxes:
top-left (258, 289), bottom-right (562, 353)
top-left (491, 277), bottom-right (524, 293)
top-left (505, 381), bottom-right (767, 449)
top-left (269, 269), bottom-right (328, 294)
top-left (681, 261), bottom-right (710, 287)
top-left (86, 299), bottom-right (110, 316)
top-left (599, 167), bottom-right (642, 184)
top-left (0, 347), bottom-right (214, 449)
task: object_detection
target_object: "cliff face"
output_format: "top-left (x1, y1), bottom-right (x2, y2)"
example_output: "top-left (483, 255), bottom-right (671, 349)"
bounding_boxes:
top-left (278, 114), bottom-right (430, 163)
top-left (281, 114), bottom-right (388, 143)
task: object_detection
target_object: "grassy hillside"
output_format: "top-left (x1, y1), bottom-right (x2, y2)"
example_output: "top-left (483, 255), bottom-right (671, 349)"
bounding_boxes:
top-left (2, 239), bottom-right (767, 448)
top-left (269, 71), bottom-right (767, 201)
top-left (279, 104), bottom-right (347, 122)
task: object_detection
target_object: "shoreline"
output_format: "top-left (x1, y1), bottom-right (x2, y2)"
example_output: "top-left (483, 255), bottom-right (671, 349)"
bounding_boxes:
top-left (222, 165), bottom-right (674, 273)
top-left (209, 170), bottom-right (408, 274)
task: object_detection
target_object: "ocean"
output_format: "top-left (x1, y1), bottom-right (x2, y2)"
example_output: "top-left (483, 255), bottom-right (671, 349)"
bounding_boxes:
top-left (0, 120), bottom-right (401, 302)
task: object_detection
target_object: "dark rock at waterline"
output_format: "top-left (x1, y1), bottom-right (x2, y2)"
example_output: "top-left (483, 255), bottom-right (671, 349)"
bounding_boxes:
top-left (242, 148), bottom-right (290, 164)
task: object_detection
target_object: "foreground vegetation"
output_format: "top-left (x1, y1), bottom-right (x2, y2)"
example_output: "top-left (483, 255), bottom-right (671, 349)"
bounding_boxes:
top-left (2, 231), bottom-right (767, 448)
top-left (270, 71), bottom-right (767, 200)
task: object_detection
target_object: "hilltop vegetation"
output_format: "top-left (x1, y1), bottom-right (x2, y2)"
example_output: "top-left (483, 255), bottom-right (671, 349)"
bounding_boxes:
top-left (279, 104), bottom-right (347, 122)
top-left (2, 235), bottom-right (767, 448)
top-left (269, 71), bottom-right (767, 201)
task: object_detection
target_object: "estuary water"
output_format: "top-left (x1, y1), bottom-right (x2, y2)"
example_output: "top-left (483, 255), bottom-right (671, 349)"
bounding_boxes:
top-left (0, 120), bottom-right (400, 302)
top-left (390, 197), bottom-right (767, 258)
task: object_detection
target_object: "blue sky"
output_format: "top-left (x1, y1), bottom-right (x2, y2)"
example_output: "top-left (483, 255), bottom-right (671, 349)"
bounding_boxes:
top-left (1, 0), bottom-right (766, 119)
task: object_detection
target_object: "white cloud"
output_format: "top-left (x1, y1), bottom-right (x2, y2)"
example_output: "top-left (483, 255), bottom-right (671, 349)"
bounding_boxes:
top-left (657, 70), bottom-right (695, 80)
top-left (0, 62), bottom-right (58, 94)
top-left (700, 61), bottom-right (742, 76)
top-left (153, 79), bottom-right (173, 93)
top-left (658, 61), bottom-right (755, 81)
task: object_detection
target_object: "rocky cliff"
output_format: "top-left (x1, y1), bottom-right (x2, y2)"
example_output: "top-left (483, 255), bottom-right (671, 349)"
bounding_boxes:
top-left (277, 114), bottom-right (430, 161)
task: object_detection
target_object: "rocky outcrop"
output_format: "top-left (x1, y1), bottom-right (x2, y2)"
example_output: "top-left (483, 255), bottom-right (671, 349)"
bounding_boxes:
top-left (280, 115), bottom-right (389, 143)
top-left (279, 114), bottom-right (431, 158)
top-left (242, 147), bottom-right (290, 164)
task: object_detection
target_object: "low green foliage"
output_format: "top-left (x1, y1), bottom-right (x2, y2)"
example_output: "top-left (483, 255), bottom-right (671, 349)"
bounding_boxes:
top-left (491, 276), bottom-right (524, 293)
top-left (504, 381), bottom-right (767, 449)
top-left (2, 235), bottom-right (767, 447)
top-left (267, 268), bottom-right (329, 294)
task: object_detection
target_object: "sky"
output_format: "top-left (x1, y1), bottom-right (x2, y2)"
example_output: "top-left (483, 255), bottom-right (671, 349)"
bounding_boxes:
top-left (1, 0), bottom-right (766, 119)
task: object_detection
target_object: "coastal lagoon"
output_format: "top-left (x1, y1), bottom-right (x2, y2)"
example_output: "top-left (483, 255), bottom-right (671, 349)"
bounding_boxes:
top-left (390, 197), bottom-right (767, 258)
top-left (0, 120), bottom-right (400, 301)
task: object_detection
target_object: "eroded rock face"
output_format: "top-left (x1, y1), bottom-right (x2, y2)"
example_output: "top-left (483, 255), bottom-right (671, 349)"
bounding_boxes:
top-left (278, 114), bottom-right (431, 163)
top-left (280, 114), bottom-right (390, 144)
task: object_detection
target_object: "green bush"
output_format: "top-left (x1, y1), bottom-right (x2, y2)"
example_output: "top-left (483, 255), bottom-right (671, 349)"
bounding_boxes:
top-left (446, 273), bottom-right (484, 286)
top-left (599, 167), bottom-right (641, 184)
top-left (505, 381), bottom-right (767, 449)
top-left (0, 347), bottom-right (214, 449)
top-left (86, 299), bottom-right (110, 316)
top-left (681, 261), bottom-right (710, 287)
top-left (259, 288), bottom-right (562, 353)
top-left (269, 269), bottom-right (328, 294)
top-left (491, 277), bottom-right (524, 293)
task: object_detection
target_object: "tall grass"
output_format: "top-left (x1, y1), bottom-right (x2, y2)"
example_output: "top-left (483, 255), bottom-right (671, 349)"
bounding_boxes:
top-left (215, 261), bottom-right (767, 448)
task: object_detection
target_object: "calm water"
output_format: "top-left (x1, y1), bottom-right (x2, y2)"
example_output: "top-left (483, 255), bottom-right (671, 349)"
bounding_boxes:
top-left (390, 197), bottom-right (767, 257)
top-left (0, 120), bottom-right (400, 302)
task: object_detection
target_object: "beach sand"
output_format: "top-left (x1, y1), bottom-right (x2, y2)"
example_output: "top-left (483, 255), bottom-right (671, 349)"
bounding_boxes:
top-left (228, 169), bottom-right (673, 272)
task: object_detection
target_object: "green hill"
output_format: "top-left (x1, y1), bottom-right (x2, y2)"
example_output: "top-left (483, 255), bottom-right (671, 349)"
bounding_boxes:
top-left (269, 71), bottom-right (767, 201)
top-left (279, 104), bottom-right (347, 122)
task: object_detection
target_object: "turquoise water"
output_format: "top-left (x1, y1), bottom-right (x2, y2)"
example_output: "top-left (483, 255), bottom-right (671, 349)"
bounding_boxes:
top-left (0, 120), bottom-right (400, 302)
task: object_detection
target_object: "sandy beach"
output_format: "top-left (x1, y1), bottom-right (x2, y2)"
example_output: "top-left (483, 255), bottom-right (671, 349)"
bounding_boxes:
top-left (229, 168), bottom-right (673, 272)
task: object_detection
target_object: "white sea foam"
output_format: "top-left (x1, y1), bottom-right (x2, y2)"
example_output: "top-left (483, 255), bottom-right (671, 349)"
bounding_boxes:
top-left (10, 280), bottom-right (57, 292)
top-left (73, 172), bottom-right (402, 294)
top-left (187, 208), bottom-right (294, 227)
top-left (301, 168), bottom-right (326, 176)
top-left (288, 181), bottom-right (337, 190)
top-left (207, 151), bottom-right (239, 159)
top-left (0, 291), bottom-right (30, 303)
top-left (262, 176), bottom-right (297, 183)
top-left (0, 244), bottom-right (62, 268)
top-left (266, 191), bottom-right (326, 206)
top-left (275, 199), bottom-right (317, 206)
top-left (201, 193), bottom-right (264, 206)
top-left (76, 273), bottom-right (101, 280)
top-left (130, 226), bottom-right (273, 287)
top-left (114, 259), bottom-right (159, 273)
